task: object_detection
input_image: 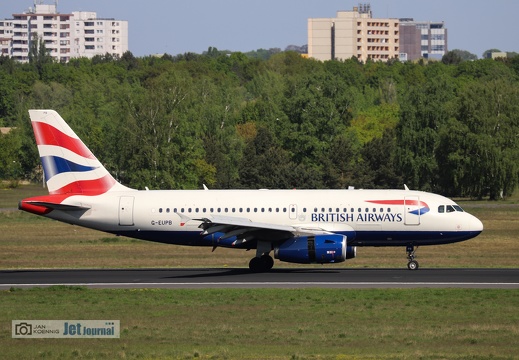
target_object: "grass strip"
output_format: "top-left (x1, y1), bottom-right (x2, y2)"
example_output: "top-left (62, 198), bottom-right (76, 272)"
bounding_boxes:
top-left (1, 287), bottom-right (518, 359)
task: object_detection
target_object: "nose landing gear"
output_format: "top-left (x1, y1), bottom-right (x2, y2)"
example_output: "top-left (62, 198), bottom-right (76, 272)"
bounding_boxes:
top-left (406, 245), bottom-right (419, 270)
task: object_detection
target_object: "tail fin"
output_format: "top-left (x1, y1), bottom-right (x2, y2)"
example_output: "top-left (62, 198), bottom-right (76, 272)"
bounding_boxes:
top-left (28, 109), bottom-right (129, 195)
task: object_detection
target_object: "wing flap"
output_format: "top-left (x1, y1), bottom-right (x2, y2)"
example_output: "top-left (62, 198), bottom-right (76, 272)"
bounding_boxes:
top-left (197, 214), bottom-right (295, 233)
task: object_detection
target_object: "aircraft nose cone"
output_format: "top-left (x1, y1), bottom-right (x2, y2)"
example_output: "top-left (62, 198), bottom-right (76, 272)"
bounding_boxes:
top-left (470, 215), bottom-right (484, 233)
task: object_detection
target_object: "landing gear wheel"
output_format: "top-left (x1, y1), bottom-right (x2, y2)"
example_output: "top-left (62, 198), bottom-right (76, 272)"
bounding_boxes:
top-left (261, 255), bottom-right (274, 271)
top-left (407, 260), bottom-right (419, 270)
top-left (406, 245), bottom-right (420, 270)
top-left (249, 255), bottom-right (274, 272)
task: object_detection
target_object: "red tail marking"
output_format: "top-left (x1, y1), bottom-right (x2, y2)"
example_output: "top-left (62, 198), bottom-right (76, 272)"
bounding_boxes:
top-left (32, 121), bottom-right (95, 159)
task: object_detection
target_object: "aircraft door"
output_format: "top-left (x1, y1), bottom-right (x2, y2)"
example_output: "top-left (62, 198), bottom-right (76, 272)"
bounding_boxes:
top-left (289, 204), bottom-right (297, 220)
top-left (404, 196), bottom-right (420, 225)
top-left (119, 196), bottom-right (135, 226)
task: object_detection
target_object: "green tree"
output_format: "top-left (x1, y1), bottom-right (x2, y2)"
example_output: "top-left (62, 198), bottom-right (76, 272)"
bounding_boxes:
top-left (443, 49), bottom-right (478, 64)
top-left (0, 129), bottom-right (23, 180)
top-left (28, 34), bottom-right (53, 79)
top-left (395, 65), bottom-right (456, 191)
top-left (449, 78), bottom-right (519, 199)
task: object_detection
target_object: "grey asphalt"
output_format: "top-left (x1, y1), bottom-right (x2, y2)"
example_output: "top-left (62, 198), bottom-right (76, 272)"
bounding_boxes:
top-left (1, 268), bottom-right (518, 289)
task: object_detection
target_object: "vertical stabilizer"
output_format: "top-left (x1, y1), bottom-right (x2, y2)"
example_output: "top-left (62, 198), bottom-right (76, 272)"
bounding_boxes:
top-left (28, 109), bottom-right (130, 195)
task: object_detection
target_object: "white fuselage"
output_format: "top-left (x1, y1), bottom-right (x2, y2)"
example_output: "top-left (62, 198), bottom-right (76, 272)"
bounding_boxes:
top-left (46, 188), bottom-right (483, 248)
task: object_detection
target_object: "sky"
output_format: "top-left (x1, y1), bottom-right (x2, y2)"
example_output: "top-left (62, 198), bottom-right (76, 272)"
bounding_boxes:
top-left (2, 0), bottom-right (517, 58)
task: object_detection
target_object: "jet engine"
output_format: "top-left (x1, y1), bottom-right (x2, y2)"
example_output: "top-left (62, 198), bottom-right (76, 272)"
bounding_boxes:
top-left (274, 235), bottom-right (356, 264)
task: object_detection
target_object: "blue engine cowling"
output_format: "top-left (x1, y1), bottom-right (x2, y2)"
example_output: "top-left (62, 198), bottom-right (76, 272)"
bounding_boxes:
top-left (274, 234), bottom-right (356, 264)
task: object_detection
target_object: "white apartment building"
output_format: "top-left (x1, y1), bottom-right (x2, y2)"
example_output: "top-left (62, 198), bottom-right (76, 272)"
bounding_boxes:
top-left (0, 3), bottom-right (128, 63)
top-left (308, 4), bottom-right (400, 62)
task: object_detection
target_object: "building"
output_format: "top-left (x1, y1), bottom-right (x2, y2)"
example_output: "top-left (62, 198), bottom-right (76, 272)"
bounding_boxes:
top-left (399, 19), bottom-right (447, 61)
top-left (0, 2), bottom-right (128, 63)
top-left (308, 4), bottom-right (400, 62)
top-left (485, 51), bottom-right (506, 59)
top-left (307, 4), bottom-right (447, 62)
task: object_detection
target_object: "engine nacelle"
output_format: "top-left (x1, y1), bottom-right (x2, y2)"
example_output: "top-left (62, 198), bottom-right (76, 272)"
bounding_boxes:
top-left (274, 234), bottom-right (356, 264)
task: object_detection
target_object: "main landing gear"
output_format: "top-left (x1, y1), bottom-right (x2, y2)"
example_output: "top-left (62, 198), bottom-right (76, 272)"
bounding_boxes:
top-left (249, 240), bottom-right (275, 272)
top-left (249, 255), bottom-right (274, 273)
top-left (406, 245), bottom-right (419, 270)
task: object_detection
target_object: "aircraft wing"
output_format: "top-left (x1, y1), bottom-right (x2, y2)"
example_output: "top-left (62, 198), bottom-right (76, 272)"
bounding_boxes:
top-left (190, 214), bottom-right (342, 247)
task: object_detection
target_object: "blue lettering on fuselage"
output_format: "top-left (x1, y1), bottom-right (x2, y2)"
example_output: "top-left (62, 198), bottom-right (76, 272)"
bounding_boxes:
top-left (311, 212), bottom-right (402, 223)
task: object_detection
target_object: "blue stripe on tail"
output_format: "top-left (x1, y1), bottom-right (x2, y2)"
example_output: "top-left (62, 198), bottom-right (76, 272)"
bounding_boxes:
top-left (41, 156), bottom-right (98, 181)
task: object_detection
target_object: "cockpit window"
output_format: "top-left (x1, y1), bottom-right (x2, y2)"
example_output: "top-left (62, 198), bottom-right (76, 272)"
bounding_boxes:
top-left (439, 204), bottom-right (464, 213)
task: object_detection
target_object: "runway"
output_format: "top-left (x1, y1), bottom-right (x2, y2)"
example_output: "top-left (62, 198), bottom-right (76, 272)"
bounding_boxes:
top-left (1, 268), bottom-right (518, 289)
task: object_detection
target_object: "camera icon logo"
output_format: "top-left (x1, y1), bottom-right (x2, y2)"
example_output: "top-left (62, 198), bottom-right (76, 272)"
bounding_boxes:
top-left (15, 322), bottom-right (33, 336)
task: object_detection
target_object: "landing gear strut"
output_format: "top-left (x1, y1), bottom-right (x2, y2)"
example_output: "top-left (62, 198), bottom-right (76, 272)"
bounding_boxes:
top-left (406, 245), bottom-right (419, 270)
top-left (249, 255), bottom-right (274, 273)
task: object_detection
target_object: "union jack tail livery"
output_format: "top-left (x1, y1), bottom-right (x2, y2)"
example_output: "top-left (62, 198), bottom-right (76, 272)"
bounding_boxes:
top-left (29, 110), bottom-right (128, 195)
top-left (20, 109), bottom-right (483, 271)
top-left (19, 110), bottom-right (130, 216)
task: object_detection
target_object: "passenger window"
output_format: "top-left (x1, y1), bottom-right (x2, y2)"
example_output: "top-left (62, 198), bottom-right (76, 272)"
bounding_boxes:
top-left (159, 208), bottom-right (163, 213)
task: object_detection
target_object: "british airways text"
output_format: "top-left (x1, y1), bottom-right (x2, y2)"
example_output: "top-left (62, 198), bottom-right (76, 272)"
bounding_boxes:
top-left (311, 212), bottom-right (403, 223)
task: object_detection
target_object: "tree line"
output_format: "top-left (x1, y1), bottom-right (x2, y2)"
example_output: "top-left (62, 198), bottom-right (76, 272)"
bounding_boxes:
top-left (1, 50), bottom-right (519, 199)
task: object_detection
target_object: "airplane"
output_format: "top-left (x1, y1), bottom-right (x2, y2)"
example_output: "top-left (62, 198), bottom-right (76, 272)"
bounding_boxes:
top-left (19, 110), bottom-right (484, 272)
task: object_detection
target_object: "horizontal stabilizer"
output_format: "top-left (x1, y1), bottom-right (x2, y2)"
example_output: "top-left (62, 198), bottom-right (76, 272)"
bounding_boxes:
top-left (24, 201), bottom-right (91, 211)
top-left (19, 196), bottom-right (91, 216)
